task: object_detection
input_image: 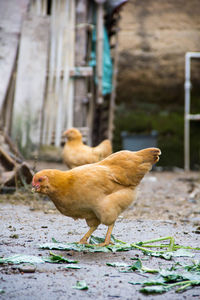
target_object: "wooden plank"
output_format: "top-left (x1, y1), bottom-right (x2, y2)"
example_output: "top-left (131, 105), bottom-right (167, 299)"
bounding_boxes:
top-left (12, 14), bottom-right (50, 151)
top-left (0, 0), bottom-right (30, 113)
top-left (74, 0), bottom-right (88, 128)
top-left (108, 17), bottom-right (120, 141)
top-left (69, 66), bottom-right (93, 77)
top-left (65, 0), bottom-right (75, 131)
top-left (96, 3), bottom-right (104, 105)
top-left (2, 62), bottom-right (16, 135)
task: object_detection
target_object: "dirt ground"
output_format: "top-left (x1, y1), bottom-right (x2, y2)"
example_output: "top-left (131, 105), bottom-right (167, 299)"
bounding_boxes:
top-left (0, 162), bottom-right (200, 299)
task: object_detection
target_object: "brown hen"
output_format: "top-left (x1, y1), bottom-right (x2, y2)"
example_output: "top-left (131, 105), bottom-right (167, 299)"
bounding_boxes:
top-left (62, 128), bottom-right (112, 168)
top-left (32, 148), bottom-right (161, 246)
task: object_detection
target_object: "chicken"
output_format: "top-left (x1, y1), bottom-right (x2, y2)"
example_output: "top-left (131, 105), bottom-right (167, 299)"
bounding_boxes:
top-left (62, 128), bottom-right (112, 168)
top-left (32, 148), bottom-right (161, 246)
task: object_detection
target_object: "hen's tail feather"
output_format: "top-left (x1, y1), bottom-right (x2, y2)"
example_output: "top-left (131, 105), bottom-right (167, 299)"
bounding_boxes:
top-left (137, 148), bottom-right (161, 164)
top-left (94, 140), bottom-right (112, 157)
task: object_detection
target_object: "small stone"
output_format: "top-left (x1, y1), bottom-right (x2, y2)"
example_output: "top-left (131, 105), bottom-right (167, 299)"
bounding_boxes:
top-left (18, 265), bottom-right (36, 273)
top-left (9, 234), bottom-right (19, 239)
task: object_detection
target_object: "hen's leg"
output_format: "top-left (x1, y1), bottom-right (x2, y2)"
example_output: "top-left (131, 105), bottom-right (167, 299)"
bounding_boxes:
top-left (79, 226), bottom-right (98, 244)
top-left (97, 223), bottom-right (114, 247)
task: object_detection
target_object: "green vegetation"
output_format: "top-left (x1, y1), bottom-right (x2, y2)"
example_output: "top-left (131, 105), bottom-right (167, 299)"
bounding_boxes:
top-left (72, 281), bottom-right (88, 290)
top-left (1, 235), bottom-right (200, 295)
top-left (39, 235), bottom-right (200, 255)
top-left (113, 102), bottom-right (200, 169)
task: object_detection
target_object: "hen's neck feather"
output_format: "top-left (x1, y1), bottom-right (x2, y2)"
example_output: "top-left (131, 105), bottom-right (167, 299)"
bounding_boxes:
top-left (41, 169), bottom-right (73, 193)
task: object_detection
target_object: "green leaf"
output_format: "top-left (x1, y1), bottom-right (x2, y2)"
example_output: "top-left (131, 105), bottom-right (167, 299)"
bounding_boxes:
top-left (52, 237), bottom-right (59, 243)
top-left (44, 252), bottom-right (78, 264)
top-left (89, 236), bottom-right (105, 244)
top-left (184, 261), bottom-right (200, 272)
top-left (142, 279), bottom-right (166, 286)
top-left (125, 259), bottom-right (158, 274)
top-left (0, 289), bottom-right (5, 294)
top-left (143, 248), bottom-right (194, 260)
top-left (140, 285), bottom-right (170, 294)
top-left (160, 270), bottom-right (200, 282)
top-left (136, 241), bottom-right (143, 246)
top-left (64, 265), bottom-right (81, 269)
top-left (39, 236), bottom-right (132, 253)
top-left (131, 257), bottom-right (149, 261)
top-left (40, 241), bottom-right (111, 252)
top-left (144, 251), bottom-right (172, 260)
top-left (106, 262), bottom-right (129, 268)
top-left (142, 267), bottom-right (159, 274)
top-left (0, 254), bottom-right (44, 265)
top-left (40, 235), bottom-right (200, 255)
top-left (129, 259), bottom-right (142, 271)
top-left (0, 253), bottom-right (78, 265)
top-left (72, 280), bottom-right (88, 290)
top-left (128, 281), bottom-right (142, 285)
top-left (172, 249), bottom-right (195, 258)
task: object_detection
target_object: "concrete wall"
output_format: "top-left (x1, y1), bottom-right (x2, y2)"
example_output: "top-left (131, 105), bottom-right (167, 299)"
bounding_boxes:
top-left (117, 0), bottom-right (200, 106)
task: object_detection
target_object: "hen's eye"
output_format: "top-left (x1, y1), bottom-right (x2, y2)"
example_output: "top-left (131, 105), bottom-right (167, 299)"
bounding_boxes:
top-left (38, 178), bottom-right (42, 182)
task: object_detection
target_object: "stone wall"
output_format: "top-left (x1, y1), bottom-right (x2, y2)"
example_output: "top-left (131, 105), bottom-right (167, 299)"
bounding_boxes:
top-left (117, 0), bottom-right (200, 106)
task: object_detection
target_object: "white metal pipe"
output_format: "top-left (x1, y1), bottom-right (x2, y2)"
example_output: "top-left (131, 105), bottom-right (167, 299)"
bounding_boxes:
top-left (184, 51), bottom-right (200, 171)
top-left (184, 53), bottom-right (191, 171)
top-left (187, 114), bottom-right (200, 120)
top-left (186, 52), bottom-right (200, 59)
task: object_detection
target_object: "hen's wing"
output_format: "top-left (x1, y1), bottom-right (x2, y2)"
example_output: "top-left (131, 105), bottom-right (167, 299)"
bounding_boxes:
top-left (99, 148), bottom-right (161, 187)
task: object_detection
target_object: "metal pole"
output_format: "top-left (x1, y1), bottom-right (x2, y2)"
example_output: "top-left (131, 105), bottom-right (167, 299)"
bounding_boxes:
top-left (184, 52), bottom-right (200, 171)
top-left (184, 53), bottom-right (191, 171)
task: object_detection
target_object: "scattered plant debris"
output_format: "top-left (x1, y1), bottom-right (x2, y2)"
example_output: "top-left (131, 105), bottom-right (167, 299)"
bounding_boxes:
top-left (0, 252), bottom-right (78, 265)
top-left (107, 259), bottom-right (158, 274)
top-left (72, 280), bottom-right (88, 290)
top-left (0, 255), bottom-right (44, 265)
top-left (129, 267), bottom-right (200, 294)
top-left (64, 265), bottom-right (81, 269)
top-left (39, 235), bottom-right (200, 258)
top-left (1, 235), bottom-right (200, 295)
top-left (44, 252), bottom-right (78, 264)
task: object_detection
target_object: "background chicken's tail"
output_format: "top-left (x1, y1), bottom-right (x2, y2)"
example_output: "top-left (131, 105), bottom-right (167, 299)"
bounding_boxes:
top-left (94, 139), bottom-right (112, 159)
top-left (136, 148), bottom-right (161, 165)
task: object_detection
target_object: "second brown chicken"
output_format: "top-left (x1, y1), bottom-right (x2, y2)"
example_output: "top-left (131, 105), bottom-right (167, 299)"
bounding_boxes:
top-left (62, 128), bottom-right (112, 169)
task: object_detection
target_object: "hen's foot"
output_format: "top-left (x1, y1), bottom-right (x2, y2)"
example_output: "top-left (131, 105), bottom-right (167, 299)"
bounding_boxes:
top-left (78, 239), bottom-right (89, 245)
top-left (96, 241), bottom-right (114, 247)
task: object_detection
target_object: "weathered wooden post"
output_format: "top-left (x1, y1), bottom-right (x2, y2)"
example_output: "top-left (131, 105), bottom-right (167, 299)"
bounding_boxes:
top-left (74, 0), bottom-right (88, 127)
top-left (96, 0), bottom-right (105, 105)
top-left (108, 15), bottom-right (120, 141)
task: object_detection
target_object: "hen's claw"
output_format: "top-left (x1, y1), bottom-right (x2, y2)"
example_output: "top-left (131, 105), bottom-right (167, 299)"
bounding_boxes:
top-left (78, 241), bottom-right (89, 245)
top-left (96, 240), bottom-right (114, 247)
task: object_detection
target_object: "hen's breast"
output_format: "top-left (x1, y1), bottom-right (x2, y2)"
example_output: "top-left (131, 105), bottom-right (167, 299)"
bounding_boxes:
top-left (49, 193), bottom-right (98, 221)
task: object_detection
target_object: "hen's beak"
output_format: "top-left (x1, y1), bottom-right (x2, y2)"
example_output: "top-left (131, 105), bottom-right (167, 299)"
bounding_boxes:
top-left (32, 183), bottom-right (40, 193)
